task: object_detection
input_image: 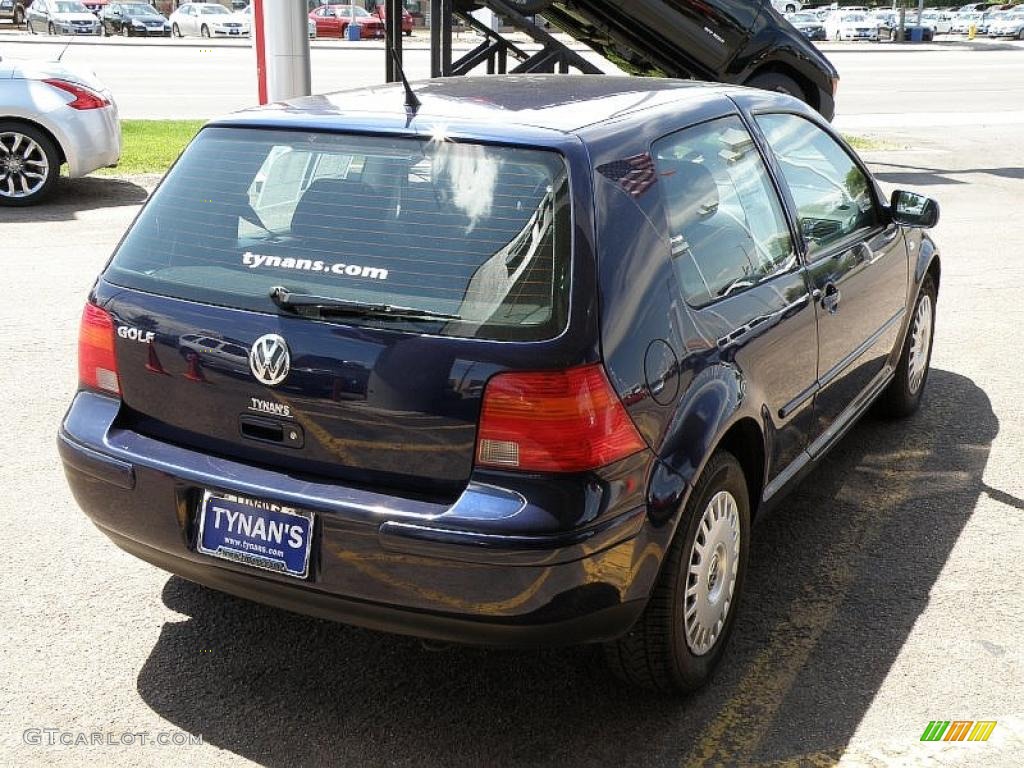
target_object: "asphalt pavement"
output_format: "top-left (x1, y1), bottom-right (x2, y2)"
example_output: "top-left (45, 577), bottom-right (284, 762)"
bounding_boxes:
top-left (1, 35), bottom-right (1023, 768)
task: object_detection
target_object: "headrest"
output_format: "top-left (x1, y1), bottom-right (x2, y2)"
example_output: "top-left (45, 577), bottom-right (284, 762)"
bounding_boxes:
top-left (291, 179), bottom-right (375, 240)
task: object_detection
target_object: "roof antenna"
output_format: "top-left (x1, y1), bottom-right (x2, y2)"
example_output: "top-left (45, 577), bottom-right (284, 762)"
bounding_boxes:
top-left (385, 33), bottom-right (420, 115)
top-left (56, 34), bottom-right (74, 63)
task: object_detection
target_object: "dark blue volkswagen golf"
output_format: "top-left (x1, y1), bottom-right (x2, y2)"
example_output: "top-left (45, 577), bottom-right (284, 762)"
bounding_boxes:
top-left (60, 76), bottom-right (940, 693)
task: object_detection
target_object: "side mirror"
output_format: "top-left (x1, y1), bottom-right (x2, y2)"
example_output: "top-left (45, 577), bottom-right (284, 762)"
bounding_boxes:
top-left (889, 189), bottom-right (939, 229)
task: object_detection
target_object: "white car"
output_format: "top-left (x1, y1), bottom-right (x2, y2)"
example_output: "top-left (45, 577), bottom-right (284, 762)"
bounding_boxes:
top-left (0, 58), bottom-right (121, 205)
top-left (824, 11), bottom-right (880, 41)
top-left (987, 9), bottom-right (1024, 37)
top-left (169, 2), bottom-right (250, 38)
top-left (26, 0), bottom-right (102, 35)
top-left (951, 11), bottom-right (984, 34)
top-left (921, 11), bottom-right (953, 35)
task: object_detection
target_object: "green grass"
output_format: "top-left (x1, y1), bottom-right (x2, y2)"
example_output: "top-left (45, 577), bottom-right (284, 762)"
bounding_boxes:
top-left (98, 119), bottom-right (205, 176)
top-left (843, 134), bottom-right (901, 152)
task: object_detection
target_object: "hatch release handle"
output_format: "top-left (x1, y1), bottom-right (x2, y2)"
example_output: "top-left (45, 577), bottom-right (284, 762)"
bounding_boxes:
top-left (240, 415), bottom-right (304, 449)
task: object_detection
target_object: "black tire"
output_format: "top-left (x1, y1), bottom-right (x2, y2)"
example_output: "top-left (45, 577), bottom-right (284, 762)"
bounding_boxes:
top-left (122, 24), bottom-right (130, 36)
top-left (201, 24), bottom-right (210, 38)
top-left (0, 121), bottom-right (61, 207)
top-left (604, 451), bottom-right (751, 693)
top-left (26, 18), bottom-right (34, 34)
top-left (877, 276), bottom-right (937, 418)
top-left (745, 72), bottom-right (806, 103)
top-left (14, 7), bottom-right (24, 26)
top-left (172, 22), bottom-right (181, 37)
top-left (48, 21), bottom-right (55, 35)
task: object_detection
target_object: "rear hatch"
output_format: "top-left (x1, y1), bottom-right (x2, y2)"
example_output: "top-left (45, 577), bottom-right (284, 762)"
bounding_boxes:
top-left (101, 125), bottom-right (574, 500)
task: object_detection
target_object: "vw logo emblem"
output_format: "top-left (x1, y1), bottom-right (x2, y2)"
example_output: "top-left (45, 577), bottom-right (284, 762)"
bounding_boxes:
top-left (249, 334), bottom-right (290, 387)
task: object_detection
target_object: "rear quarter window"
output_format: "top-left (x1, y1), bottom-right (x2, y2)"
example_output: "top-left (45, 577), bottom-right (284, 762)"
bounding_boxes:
top-left (105, 127), bottom-right (572, 342)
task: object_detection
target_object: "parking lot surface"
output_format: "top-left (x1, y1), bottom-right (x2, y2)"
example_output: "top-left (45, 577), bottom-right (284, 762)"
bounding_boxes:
top-left (2, 39), bottom-right (1023, 768)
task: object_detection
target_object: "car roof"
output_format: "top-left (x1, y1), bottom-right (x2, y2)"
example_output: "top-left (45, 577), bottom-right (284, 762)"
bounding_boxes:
top-left (211, 75), bottom-right (744, 143)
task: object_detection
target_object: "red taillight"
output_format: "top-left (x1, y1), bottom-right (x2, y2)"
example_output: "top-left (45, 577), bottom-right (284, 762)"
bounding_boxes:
top-left (476, 364), bottom-right (646, 473)
top-left (43, 78), bottom-right (110, 110)
top-left (79, 303), bottom-right (120, 396)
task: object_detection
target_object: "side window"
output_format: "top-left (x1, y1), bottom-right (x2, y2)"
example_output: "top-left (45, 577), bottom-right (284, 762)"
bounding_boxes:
top-left (652, 116), bottom-right (796, 308)
top-left (756, 113), bottom-right (879, 257)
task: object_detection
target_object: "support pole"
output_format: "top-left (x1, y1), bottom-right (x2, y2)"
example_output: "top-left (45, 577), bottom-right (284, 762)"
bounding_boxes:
top-left (253, 0), bottom-right (311, 104)
top-left (430, 0), bottom-right (453, 78)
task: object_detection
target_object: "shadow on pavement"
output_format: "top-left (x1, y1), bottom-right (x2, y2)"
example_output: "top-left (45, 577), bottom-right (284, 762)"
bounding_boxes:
top-left (871, 161), bottom-right (1024, 187)
top-left (4, 175), bottom-right (151, 223)
top-left (136, 368), bottom-right (996, 767)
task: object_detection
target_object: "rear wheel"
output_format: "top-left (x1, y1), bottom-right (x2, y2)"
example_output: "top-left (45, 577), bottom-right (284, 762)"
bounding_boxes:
top-left (604, 451), bottom-right (750, 693)
top-left (172, 22), bottom-right (181, 37)
top-left (201, 24), bottom-right (210, 38)
top-left (122, 24), bottom-right (130, 36)
top-left (0, 122), bottom-right (60, 207)
top-left (746, 72), bottom-right (805, 102)
top-left (878, 276), bottom-right (936, 418)
top-left (48, 21), bottom-right (55, 35)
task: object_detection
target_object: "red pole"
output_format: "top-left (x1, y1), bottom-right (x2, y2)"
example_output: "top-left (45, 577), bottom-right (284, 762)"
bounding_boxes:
top-left (254, 0), bottom-right (268, 105)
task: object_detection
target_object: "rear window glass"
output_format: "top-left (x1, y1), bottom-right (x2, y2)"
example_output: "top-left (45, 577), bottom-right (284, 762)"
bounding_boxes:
top-left (105, 127), bottom-right (572, 342)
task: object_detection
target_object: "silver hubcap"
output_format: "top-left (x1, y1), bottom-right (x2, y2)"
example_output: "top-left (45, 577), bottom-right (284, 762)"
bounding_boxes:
top-left (684, 490), bottom-right (741, 656)
top-left (908, 294), bottom-right (933, 395)
top-left (0, 131), bottom-right (49, 199)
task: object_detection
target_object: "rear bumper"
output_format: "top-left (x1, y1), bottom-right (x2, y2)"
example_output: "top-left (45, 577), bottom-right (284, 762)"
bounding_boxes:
top-left (59, 392), bottom-right (665, 646)
top-left (58, 102), bottom-right (121, 177)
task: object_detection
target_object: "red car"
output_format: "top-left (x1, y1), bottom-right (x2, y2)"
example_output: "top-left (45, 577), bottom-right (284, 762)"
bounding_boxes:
top-left (372, 2), bottom-right (413, 36)
top-left (308, 4), bottom-right (384, 38)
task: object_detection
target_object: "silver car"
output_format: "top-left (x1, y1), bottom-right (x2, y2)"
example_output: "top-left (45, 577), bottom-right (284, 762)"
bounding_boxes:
top-left (26, 0), bottom-right (102, 35)
top-left (0, 58), bottom-right (121, 205)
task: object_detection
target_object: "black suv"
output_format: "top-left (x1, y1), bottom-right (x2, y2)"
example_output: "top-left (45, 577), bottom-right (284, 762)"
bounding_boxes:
top-left (459, 0), bottom-right (840, 119)
top-left (61, 76), bottom-right (938, 692)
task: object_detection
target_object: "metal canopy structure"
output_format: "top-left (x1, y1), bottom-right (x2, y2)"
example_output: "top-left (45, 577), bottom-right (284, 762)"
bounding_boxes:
top-left (387, 0), bottom-right (602, 84)
top-left (252, 1), bottom-right (601, 106)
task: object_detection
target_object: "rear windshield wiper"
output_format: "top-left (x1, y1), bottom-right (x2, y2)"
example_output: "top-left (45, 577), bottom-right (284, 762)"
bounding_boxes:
top-left (270, 287), bottom-right (462, 322)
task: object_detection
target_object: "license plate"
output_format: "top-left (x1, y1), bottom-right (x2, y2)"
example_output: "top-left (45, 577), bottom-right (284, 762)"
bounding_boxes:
top-left (230, 29), bottom-right (239, 35)
top-left (197, 491), bottom-right (313, 578)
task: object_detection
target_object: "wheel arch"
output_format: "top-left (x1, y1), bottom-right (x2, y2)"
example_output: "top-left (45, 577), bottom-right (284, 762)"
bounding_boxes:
top-left (746, 61), bottom-right (819, 113)
top-left (651, 364), bottom-right (768, 528)
top-left (716, 417), bottom-right (767, 519)
top-left (0, 115), bottom-right (66, 166)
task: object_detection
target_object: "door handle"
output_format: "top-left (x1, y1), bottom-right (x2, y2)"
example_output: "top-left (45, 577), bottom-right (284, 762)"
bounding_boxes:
top-left (821, 282), bottom-right (841, 315)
